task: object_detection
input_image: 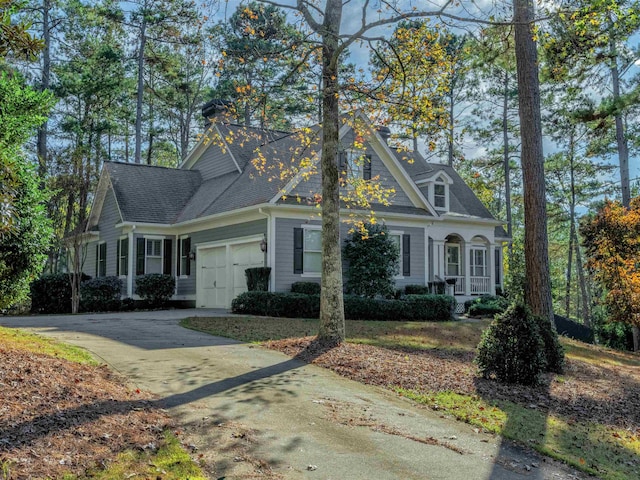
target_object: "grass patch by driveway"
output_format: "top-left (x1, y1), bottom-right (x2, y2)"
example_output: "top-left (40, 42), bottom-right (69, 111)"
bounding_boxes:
top-left (0, 327), bottom-right (206, 480)
top-left (183, 315), bottom-right (640, 480)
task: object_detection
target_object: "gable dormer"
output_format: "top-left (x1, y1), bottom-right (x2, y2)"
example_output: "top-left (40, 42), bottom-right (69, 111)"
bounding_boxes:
top-left (416, 171), bottom-right (453, 213)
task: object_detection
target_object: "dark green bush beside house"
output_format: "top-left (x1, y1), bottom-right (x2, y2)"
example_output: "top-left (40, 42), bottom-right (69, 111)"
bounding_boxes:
top-left (135, 274), bottom-right (175, 308)
top-left (291, 281), bottom-right (321, 295)
top-left (231, 291), bottom-right (454, 321)
top-left (245, 267), bottom-right (271, 291)
top-left (80, 276), bottom-right (122, 312)
top-left (465, 295), bottom-right (509, 317)
top-left (30, 273), bottom-right (91, 314)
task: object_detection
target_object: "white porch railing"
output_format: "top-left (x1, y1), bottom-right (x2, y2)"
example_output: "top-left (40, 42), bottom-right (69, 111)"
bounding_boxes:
top-left (444, 276), bottom-right (491, 295)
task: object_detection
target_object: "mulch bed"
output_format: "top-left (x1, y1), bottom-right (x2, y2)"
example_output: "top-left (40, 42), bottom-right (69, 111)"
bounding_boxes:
top-left (266, 337), bottom-right (640, 431)
top-left (0, 346), bottom-right (170, 479)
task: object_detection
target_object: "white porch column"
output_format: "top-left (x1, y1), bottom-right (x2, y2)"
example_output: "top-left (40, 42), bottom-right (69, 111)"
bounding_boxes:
top-left (464, 242), bottom-right (472, 296)
top-left (127, 229), bottom-right (134, 298)
top-left (433, 239), bottom-right (445, 279)
top-left (488, 243), bottom-right (496, 295)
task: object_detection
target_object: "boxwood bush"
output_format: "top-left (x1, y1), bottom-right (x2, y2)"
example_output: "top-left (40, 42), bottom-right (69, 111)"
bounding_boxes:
top-left (80, 276), bottom-right (122, 312)
top-left (404, 284), bottom-right (430, 295)
top-left (245, 267), bottom-right (271, 291)
top-left (135, 274), bottom-right (175, 308)
top-left (466, 295), bottom-right (509, 317)
top-left (290, 281), bottom-right (321, 295)
top-left (231, 291), bottom-right (454, 321)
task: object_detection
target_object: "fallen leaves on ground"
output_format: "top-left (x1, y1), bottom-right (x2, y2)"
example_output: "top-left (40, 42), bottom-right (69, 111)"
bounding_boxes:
top-left (265, 337), bottom-right (640, 432)
top-left (0, 345), bottom-right (170, 479)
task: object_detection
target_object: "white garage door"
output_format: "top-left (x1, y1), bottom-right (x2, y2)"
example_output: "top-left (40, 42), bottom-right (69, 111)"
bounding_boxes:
top-left (232, 242), bottom-right (265, 300)
top-left (198, 246), bottom-right (227, 308)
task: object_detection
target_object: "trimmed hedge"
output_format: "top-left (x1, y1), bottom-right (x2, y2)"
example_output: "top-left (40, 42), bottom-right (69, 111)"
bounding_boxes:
top-left (246, 267), bottom-right (271, 291)
top-left (466, 295), bottom-right (509, 317)
top-left (30, 273), bottom-right (90, 314)
top-left (231, 291), bottom-right (454, 321)
top-left (80, 276), bottom-right (122, 312)
top-left (404, 284), bottom-right (430, 295)
top-left (291, 281), bottom-right (321, 295)
top-left (135, 274), bottom-right (175, 308)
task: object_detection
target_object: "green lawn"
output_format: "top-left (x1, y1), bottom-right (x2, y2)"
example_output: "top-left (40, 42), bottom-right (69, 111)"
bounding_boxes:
top-left (182, 315), bottom-right (640, 480)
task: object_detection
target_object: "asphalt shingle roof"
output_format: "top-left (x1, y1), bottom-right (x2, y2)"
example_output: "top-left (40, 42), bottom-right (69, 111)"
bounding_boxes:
top-left (106, 162), bottom-right (201, 224)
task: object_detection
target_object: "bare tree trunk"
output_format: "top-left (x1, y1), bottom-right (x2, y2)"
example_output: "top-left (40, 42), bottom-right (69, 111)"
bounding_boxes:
top-left (447, 89), bottom-right (454, 166)
top-left (502, 69), bottom-right (513, 260)
top-left (134, 16), bottom-right (147, 164)
top-left (37, 0), bottom-right (51, 180)
top-left (513, 0), bottom-right (554, 324)
top-left (317, 0), bottom-right (345, 345)
top-left (565, 128), bottom-right (576, 318)
top-left (565, 222), bottom-right (574, 317)
top-left (573, 229), bottom-right (591, 327)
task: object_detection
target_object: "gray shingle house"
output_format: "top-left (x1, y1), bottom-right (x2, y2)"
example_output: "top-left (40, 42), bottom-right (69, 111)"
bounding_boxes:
top-left (83, 110), bottom-right (508, 308)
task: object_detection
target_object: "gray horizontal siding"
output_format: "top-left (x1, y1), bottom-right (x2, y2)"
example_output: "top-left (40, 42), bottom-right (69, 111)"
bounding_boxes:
top-left (176, 219), bottom-right (268, 296)
top-left (87, 188), bottom-right (123, 279)
top-left (274, 218), bottom-right (425, 293)
top-left (192, 142), bottom-right (238, 181)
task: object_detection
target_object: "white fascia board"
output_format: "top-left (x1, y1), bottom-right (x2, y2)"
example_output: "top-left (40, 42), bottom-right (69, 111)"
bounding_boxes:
top-left (179, 124), bottom-right (215, 169)
top-left (415, 170), bottom-right (454, 185)
top-left (439, 214), bottom-right (504, 227)
top-left (86, 167), bottom-right (124, 231)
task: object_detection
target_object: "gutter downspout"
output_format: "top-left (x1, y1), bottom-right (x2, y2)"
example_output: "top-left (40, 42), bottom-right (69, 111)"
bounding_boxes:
top-left (258, 208), bottom-right (275, 292)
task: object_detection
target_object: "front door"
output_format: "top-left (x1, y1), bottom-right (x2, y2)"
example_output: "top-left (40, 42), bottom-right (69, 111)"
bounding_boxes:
top-left (199, 246), bottom-right (227, 308)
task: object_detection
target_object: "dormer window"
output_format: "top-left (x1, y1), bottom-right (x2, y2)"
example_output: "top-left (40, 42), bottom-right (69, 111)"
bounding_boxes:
top-left (416, 171), bottom-right (451, 212)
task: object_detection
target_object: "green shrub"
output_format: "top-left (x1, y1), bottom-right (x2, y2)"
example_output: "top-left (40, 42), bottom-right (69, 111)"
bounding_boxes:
top-left (343, 224), bottom-right (399, 298)
top-left (428, 281), bottom-right (446, 295)
top-left (245, 267), bottom-right (271, 291)
top-left (538, 315), bottom-right (564, 374)
top-left (134, 274), bottom-right (175, 308)
top-left (231, 291), bottom-right (453, 321)
top-left (30, 273), bottom-right (90, 314)
top-left (120, 297), bottom-right (136, 311)
top-left (467, 295), bottom-right (509, 317)
top-left (476, 303), bottom-right (546, 386)
top-left (404, 284), bottom-right (430, 295)
top-left (291, 281), bottom-right (321, 295)
top-left (232, 291), bottom-right (320, 318)
top-left (80, 276), bottom-right (122, 312)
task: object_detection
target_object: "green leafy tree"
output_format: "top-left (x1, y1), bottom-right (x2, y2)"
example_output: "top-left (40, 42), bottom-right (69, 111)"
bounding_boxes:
top-left (343, 224), bottom-right (399, 298)
top-left (0, 0), bottom-right (43, 58)
top-left (0, 72), bottom-right (54, 309)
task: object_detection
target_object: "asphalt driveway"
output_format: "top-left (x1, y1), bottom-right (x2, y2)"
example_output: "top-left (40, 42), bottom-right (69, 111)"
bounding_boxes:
top-left (1, 310), bottom-right (587, 480)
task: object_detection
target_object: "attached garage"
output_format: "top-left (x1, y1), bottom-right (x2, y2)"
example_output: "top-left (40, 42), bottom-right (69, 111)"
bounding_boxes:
top-left (196, 236), bottom-right (265, 308)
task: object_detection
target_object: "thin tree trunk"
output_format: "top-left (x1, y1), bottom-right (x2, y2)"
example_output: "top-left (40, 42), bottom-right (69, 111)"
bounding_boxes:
top-left (565, 128), bottom-right (576, 318)
top-left (317, 0), bottom-right (345, 345)
top-left (573, 228), bottom-right (591, 327)
top-left (565, 221), bottom-right (574, 317)
top-left (37, 0), bottom-right (51, 180)
top-left (513, 0), bottom-right (554, 324)
top-left (447, 89), bottom-right (454, 166)
top-left (502, 69), bottom-right (513, 260)
top-left (135, 16), bottom-right (147, 164)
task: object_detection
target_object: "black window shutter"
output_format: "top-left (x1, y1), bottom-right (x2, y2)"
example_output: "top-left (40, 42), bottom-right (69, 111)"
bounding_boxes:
top-left (95, 243), bottom-right (99, 277)
top-left (163, 239), bottom-right (172, 275)
top-left (136, 238), bottom-right (145, 275)
top-left (116, 240), bottom-right (120, 276)
top-left (185, 238), bottom-right (191, 276)
top-left (402, 234), bottom-right (410, 276)
top-left (122, 238), bottom-right (129, 275)
top-left (363, 154), bottom-right (372, 180)
top-left (99, 243), bottom-right (107, 277)
top-left (293, 228), bottom-right (303, 274)
top-left (338, 151), bottom-right (346, 171)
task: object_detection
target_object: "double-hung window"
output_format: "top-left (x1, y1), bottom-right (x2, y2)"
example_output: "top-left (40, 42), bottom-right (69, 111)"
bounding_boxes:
top-left (470, 247), bottom-right (487, 277)
top-left (339, 151), bottom-right (372, 183)
top-left (117, 237), bottom-right (128, 276)
top-left (178, 237), bottom-right (191, 277)
top-left (145, 239), bottom-right (163, 274)
top-left (446, 244), bottom-right (460, 276)
top-left (389, 231), bottom-right (410, 277)
top-left (294, 227), bottom-right (321, 275)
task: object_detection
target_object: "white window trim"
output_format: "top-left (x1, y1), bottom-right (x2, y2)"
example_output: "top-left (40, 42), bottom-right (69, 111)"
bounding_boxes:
top-left (432, 180), bottom-right (449, 211)
top-left (389, 230), bottom-right (404, 280)
top-left (118, 236), bottom-right (128, 279)
top-left (446, 243), bottom-right (461, 277)
top-left (179, 235), bottom-right (190, 279)
top-left (301, 225), bottom-right (322, 277)
top-left (144, 236), bottom-right (164, 275)
top-left (97, 241), bottom-right (107, 277)
top-left (470, 245), bottom-right (488, 277)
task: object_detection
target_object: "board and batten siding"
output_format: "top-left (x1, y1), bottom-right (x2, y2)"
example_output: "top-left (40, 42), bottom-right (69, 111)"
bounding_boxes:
top-left (176, 219), bottom-right (268, 296)
top-left (85, 188), bottom-right (122, 279)
top-left (190, 141), bottom-right (238, 181)
top-left (274, 218), bottom-right (425, 292)
top-left (288, 135), bottom-right (414, 207)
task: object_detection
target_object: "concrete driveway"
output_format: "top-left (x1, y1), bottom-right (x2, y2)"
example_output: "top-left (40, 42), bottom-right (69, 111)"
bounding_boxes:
top-left (1, 310), bottom-right (586, 480)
